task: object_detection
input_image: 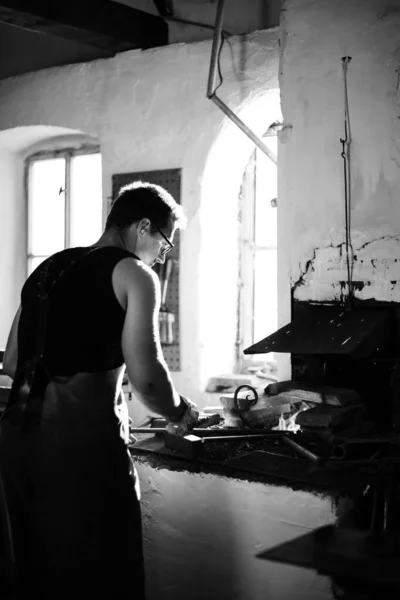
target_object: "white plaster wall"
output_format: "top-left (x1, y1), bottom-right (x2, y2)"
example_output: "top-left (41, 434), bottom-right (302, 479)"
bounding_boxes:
top-left (0, 151), bottom-right (24, 345)
top-left (136, 463), bottom-right (336, 600)
top-left (0, 31), bottom-right (281, 404)
top-left (279, 0), bottom-right (400, 307)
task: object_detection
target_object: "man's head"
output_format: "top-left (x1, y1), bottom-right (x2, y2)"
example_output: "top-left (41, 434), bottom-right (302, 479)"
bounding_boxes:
top-left (105, 181), bottom-right (186, 266)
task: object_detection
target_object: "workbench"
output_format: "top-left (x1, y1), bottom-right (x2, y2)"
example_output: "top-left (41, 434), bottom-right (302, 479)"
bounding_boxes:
top-left (129, 432), bottom-right (395, 496)
top-left (130, 434), bottom-right (400, 600)
top-left (131, 436), bottom-right (342, 600)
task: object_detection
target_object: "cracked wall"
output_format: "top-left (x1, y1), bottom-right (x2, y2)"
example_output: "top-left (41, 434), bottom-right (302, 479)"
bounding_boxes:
top-left (279, 0), bottom-right (400, 308)
top-left (294, 237), bottom-right (400, 303)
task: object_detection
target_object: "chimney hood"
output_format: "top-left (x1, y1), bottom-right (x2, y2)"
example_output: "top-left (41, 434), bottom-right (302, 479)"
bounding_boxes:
top-left (243, 305), bottom-right (394, 358)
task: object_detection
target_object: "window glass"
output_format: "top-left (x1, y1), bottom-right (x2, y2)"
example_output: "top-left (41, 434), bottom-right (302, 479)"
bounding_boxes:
top-left (69, 153), bottom-right (103, 247)
top-left (27, 150), bottom-right (103, 277)
top-left (253, 248), bottom-right (278, 344)
top-left (28, 256), bottom-right (48, 277)
top-left (238, 135), bottom-right (278, 368)
top-left (28, 158), bottom-right (66, 256)
top-left (255, 139), bottom-right (278, 248)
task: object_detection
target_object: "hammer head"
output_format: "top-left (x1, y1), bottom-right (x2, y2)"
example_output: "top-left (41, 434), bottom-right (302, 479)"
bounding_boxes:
top-left (164, 433), bottom-right (204, 458)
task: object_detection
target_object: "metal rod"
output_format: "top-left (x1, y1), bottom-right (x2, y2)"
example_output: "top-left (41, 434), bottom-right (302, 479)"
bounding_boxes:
top-left (131, 427), bottom-right (284, 437)
top-left (205, 0), bottom-right (277, 165)
top-left (206, 0), bottom-right (226, 98)
top-left (341, 56), bottom-right (353, 308)
top-left (383, 492), bottom-right (389, 531)
top-left (202, 433), bottom-right (278, 443)
top-left (210, 96), bottom-right (278, 164)
top-left (282, 436), bottom-right (320, 463)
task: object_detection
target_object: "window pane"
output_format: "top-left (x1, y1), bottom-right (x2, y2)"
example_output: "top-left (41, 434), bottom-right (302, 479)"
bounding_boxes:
top-left (255, 140), bottom-right (278, 248)
top-left (69, 153), bottom-right (103, 247)
top-left (29, 158), bottom-right (66, 256)
top-left (28, 256), bottom-right (49, 277)
top-left (253, 249), bottom-right (278, 344)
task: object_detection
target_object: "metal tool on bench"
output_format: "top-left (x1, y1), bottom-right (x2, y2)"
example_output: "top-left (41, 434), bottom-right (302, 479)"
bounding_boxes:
top-left (130, 410), bottom-right (286, 437)
top-left (220, 384), bottom-right (293, 429)
top-left (149, 412), bottom-right (221, 431)
top-left (282, 435), bottom-right (321, 464)
top-left (163, 431), bottom-right (281, 458)
top-left (130, 407), bottom-right (285, 458)
top-left (130, 427), bottom-right (284, 437)
top-left (129, 412), bottom-right (222, 445)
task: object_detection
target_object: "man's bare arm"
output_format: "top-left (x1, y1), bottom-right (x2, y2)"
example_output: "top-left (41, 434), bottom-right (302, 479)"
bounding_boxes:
top-left (117, 259), bottom-right (186, 421)
top-left (3, 305), bottom-right (21, 379)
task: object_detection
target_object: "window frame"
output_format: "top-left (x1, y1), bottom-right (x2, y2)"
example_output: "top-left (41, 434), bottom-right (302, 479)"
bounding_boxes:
top-left (25, 143), bottom-right (100, 277)
top-left (236, 134), bottom-right (278, 375)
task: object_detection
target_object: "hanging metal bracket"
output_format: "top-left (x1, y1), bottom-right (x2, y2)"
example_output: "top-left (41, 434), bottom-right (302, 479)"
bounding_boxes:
top-left (206, 0), bottom-right (277, 165)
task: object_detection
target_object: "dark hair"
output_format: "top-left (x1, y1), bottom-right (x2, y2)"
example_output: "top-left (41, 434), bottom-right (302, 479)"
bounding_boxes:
top-left (105, 180), bottom-right (186, 231)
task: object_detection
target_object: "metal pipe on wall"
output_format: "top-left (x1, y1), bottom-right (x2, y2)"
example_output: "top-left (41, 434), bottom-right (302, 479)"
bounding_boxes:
top-left (206, 0), bottom-right (277, 165)
top-left (206, 0), bottom-right (226, 97)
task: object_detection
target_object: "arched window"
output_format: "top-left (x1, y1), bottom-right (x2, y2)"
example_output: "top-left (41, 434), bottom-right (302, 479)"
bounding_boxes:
top-left (26, 143), bottom-right (103, 275)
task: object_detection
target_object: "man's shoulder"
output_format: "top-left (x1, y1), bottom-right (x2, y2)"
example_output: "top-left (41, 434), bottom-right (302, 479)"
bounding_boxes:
top-left (115, 255), bottom-right (158, 283)
top-left (111, 256), bottom-right (160, 313)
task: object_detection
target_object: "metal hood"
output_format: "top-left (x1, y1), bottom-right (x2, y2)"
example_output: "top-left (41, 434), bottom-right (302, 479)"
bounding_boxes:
top-left (243, 305), bottom-right (394, 357)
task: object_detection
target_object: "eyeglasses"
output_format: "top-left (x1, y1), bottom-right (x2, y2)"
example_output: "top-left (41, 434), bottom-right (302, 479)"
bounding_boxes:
top-left (152, 224), bottom-right (174, 255)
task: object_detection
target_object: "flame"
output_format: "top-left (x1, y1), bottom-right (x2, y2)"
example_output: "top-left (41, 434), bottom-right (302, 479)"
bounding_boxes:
top-left (272, 402), bottom-right (310, 432)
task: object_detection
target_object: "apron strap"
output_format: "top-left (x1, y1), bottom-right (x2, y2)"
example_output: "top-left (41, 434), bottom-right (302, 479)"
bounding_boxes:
top-left (11, 247), bottom-right (101, 409)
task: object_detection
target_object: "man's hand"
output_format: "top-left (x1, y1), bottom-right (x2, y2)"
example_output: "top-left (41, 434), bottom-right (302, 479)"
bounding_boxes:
top-left (166, 395), bottom-right (199, 436)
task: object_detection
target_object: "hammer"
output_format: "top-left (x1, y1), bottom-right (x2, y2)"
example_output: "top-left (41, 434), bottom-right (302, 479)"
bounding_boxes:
top-left (164, 432), bottom-right (279, 459)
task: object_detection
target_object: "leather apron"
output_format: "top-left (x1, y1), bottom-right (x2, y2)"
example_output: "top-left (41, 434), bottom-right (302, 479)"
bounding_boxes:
top-left (0, 368), bottom-right (145, 598)
top-left (0, 249), bottom-right (145, 598)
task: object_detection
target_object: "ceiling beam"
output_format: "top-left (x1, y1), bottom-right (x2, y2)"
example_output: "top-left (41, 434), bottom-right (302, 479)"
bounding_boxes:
top-left (0, 0), bottom-right (168, 53)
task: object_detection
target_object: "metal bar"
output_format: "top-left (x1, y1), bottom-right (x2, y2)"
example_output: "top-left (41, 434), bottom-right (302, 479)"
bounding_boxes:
top-left (131, 427), bottom-right (285, 437)
top-left (202, 434), bottom-right (276, 443)
top-left (282, 436), bottom-right (321, 463)
top-left (205, 0), bottom-right (278, 165)
top-left (383, 491), bottom-right (389, 531)
top-left (210, 96), bottom-right (278, 164)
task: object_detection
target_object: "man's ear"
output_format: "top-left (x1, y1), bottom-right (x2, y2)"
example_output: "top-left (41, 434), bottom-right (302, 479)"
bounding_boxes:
top-left (137, 218), bottom-right (151, 235)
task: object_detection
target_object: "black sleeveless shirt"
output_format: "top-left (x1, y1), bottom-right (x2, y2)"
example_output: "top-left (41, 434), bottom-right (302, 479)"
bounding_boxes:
top-left (17, 246), bottom-right (138, 377)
